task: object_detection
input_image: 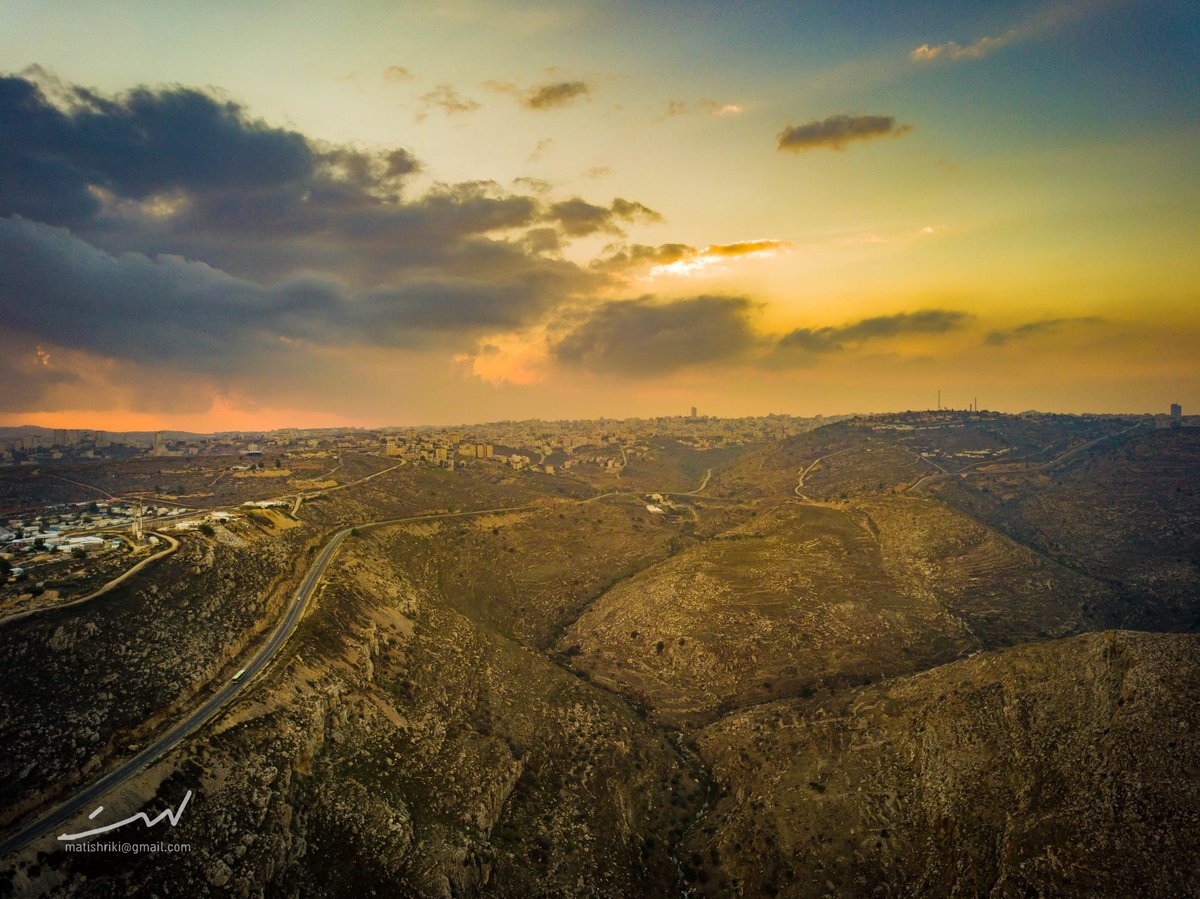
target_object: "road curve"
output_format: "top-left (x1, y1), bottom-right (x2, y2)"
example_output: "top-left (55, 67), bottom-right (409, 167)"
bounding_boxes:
top-left (795, 447), bottom-right (856, 499)
top-left (0, 490), bottom-right (676, 858)
top-left (906, 423), bottom-right (1144, 493)
top-left (0, 526), bottom-right (352, 859)
top-left (0, 532), bottom-right (181, 628)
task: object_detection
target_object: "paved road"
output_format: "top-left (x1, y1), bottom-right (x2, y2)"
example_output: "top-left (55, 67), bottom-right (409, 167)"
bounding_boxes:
top-left (0, 498), bottom-right (559, 858)
top-left (0, 525), bottom-right (352, 859)
top-left (0, 485), bottom-right (705, 858)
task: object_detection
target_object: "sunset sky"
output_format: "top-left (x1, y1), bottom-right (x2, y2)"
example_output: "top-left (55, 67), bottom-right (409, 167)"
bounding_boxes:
top-left (1, 0), bottom-right (1196, 430)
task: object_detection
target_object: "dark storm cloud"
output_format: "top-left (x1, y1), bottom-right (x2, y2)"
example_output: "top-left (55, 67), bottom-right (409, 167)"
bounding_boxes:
top-left (0, 73), bottom-right (317, 225)
top-left (547, 199), bottom-right (610, 236)
top-left (0, 216), bottom-right (587, 373)
top-left (0, 70), bottom-right (437, 271)
top-left (984, 316), bottom-right (1104, 346)
top-left (777, 114), bottom-right (912, 153)
top-left (384, 147), bottom-right (421, 177)
top-left (551, 295), bottom-right (760, 375)
top-left (522, 227), bottom-right (562, 254)
top-left (778, 309), bottom-right (970, 353)
top-left (0, 357), bottom-right (81, 412)
top-left (0, 71), bottom-right (613, 284)
top-left (0, 215), bottom-right (338, 369)
top-left (0, 70), bottom-right (673, 410)
top-left (610, 198), bottom-right (662, 222)
top-left (547, 197), bottom-right (663, 237)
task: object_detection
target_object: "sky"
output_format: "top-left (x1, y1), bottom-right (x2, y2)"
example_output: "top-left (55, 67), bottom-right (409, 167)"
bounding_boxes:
top-left (0, 0), bottom-right (1197, 430)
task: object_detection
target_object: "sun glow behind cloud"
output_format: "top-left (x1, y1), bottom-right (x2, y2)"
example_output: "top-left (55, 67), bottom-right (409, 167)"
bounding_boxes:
top-left (0, 0), bottom-right (1194, 425)
top-left (455, 332), bottom-right (550, 386)
top-left (644, 240), bottom-right (792, 278)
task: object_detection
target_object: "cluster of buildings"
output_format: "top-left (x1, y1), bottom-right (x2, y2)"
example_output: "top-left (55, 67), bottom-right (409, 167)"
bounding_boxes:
top-left (1156, 403), bottom-right (1193, 429)
top-left (3, 414), bottom-right (831, 472)
top-left (373, 414), bottom-right (826, 473)
top-left (0, 501), bottom-right (185, 559)
top-left (2, 429), bottom-right (128, 463)
top-left (6, 404), bottom-right (1193, 475)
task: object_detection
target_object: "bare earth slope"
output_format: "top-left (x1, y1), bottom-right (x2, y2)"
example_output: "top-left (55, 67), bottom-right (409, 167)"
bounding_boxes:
top-left (931, 429), bottom-right (1200, 630)
top-left (685, 631), bottom-right (1200, 898)
top-left (5, 527), bottom-right (704, 898)
top-left (560, 500), bottom-right (977, 726)
top-left (560, 490), bottom-right (1126, 727)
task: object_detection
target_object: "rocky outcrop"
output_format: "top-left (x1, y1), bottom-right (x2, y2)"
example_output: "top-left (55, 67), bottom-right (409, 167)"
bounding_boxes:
top-left (685, 631), bottom-right (1200, 897)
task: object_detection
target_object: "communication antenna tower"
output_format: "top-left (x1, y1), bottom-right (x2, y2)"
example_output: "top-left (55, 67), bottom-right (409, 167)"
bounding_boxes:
top-left (132, 500), bottom-right (145, 543)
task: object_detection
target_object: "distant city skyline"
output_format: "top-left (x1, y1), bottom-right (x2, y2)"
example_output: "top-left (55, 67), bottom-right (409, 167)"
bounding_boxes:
top-left (1, 0), bottom-right (1196, 430)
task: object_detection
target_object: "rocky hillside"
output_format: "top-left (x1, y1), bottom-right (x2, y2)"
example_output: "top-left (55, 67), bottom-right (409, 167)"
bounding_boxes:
top-left (5, 527), bottom-right (705, 898)
top-left (558, 493), bottom-right (1124, 727)
top-left (683, 631), bottom-right (1200, 897)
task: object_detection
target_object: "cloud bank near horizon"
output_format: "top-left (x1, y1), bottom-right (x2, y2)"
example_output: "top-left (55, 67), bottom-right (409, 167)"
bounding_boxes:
top-left (0, 63), bottom-right (1172, 424)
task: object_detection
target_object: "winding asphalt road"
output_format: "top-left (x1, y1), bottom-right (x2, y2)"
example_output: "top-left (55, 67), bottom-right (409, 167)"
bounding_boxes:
top-left (0, 475), bottom-right (710, 859)
top-left (0, 525), bottom-right (353, 859)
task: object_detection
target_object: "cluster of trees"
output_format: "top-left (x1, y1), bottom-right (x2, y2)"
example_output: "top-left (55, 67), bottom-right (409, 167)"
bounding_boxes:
top-left (0, 557), bottom-right (28, 582)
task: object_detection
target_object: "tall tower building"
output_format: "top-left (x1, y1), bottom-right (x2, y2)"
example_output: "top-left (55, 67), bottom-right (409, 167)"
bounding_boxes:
top-left (131, 501), bottom-right (145, 543)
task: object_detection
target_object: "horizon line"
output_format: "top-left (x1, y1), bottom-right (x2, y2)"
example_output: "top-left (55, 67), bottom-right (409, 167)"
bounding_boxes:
top-left (0, 405), bottom-right (1184, 437)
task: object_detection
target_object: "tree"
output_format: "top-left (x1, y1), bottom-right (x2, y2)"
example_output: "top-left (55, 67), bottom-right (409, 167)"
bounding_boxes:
top-left (86, 502), bottom-right (100, 514)
top-left (0, 557), bottom-right (11, 577)
top-left (71, 547), bottom-right (86, 560)
top-left (198, 523), bottom-right (216, 537)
